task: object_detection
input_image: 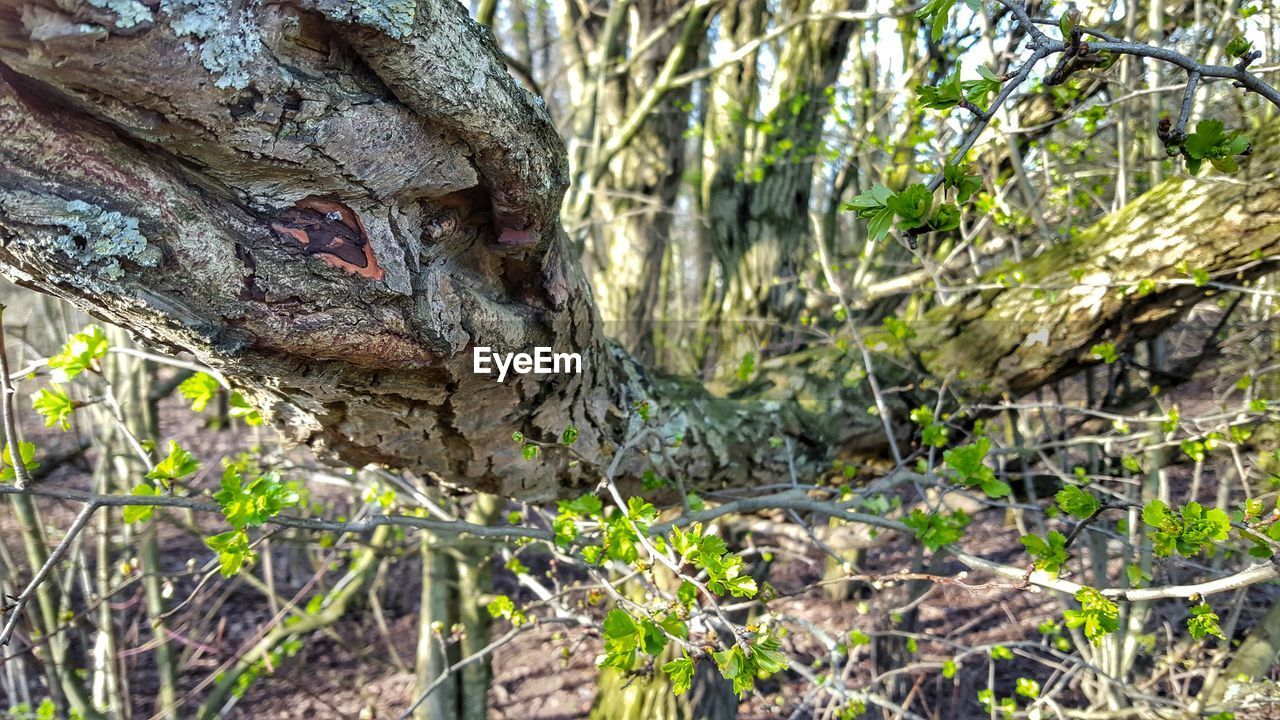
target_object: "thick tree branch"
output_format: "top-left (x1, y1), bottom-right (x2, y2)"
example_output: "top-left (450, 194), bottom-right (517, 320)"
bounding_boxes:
top-left (0, 0), bottom-right (1276, 503)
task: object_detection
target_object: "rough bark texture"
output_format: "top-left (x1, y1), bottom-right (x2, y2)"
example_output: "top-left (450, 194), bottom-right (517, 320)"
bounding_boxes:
top-left (698, 0), bottom-right (861, 332)
top-left (0, 0), bottom-right (1276, 502)
top-left (564, 0), bottom-right (707, 360)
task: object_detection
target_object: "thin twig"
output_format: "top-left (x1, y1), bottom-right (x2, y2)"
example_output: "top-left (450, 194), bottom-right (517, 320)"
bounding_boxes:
top-left (0, 306), bottom-right (31, 490)
top-left (0, 501), bottom-right (99, 647)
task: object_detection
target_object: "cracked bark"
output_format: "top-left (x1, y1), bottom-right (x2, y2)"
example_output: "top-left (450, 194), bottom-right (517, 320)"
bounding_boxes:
top-left (0, 0), bottom-right (1276, 501)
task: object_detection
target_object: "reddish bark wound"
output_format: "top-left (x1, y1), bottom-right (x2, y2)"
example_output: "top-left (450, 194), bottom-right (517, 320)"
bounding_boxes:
top-left (497, 227), bottom-right (534, 246)
top-left (271, 198), bottom-right (384, 280)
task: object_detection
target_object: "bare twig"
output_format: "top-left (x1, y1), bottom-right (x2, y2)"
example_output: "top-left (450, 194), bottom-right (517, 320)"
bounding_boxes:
top-left (0, 306), bottom-right (32, 490)
top-left (0, 501), bottom-right (99, 647)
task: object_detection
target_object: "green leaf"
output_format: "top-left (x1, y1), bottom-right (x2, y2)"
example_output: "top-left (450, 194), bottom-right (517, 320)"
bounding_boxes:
top-left (1187, 601), bottom-right (1226, 640)
top-left (961, 76), bottom-right (1002, 111)
top-left (1090, 341), bottom-right (1118, 364)
top-left (904, 508), bottom-right (970, 552)
top-left (846, 184), bottom-right (898, 242)
top-left (1185, 120), bottom-right (1227, 159)
top-left (123, 484), bottom-right (158, 524)
top-left (0, 441), bottom-right (38, 483)
top-left (911, 405), bottom-right (950, 447)
top-left (228, 392), bottom-right (263, 426)
top-left (1142, 499), bottom-right (1231, 557)
top-left (486, 595), bottom-right (528, 626)
top-left (213, 466), bottom-right (299, 529)
top-left (178, 372), bottom-right (221, 413)
top-left (32, 387), bottom-right (75, 430)
top-left (712, 631), bottom-right (789, 694)
top-left (677, 580), bottom-right (698, 606)
top-left (723, 574), bottom-right (758, 598)
top-left (1021, 530), bottom-right (1069, 576)
top-left (601, 608), bottom-right (642, 669)
top-left (1226, 34), bottom-right (1253, 59)
top-left (1056, 485), bottom-right (1100, 518)
top-left (48, 326), bottom-right (108, 383)
top-left (1063, 587), bottom-right (1119, 644)
top-left (845, 183), bottom-right (895, 213)
top-left (914, 0), bottom-right (958, 42)
top-left (205, 529), bottom-right (254, 577)
top-left (561, 424), bottom-right (580, 445)
top-left (146, 441), bottom-right (200, 487)
top-left (916, 73), bottom-right (964, 110)
top-left (1058, 9), bottom-right (1076, 37)
top-left (976, 65), bottom-right (1001, 82)
top-left (662, 655), bottom-right (695, 695)
top-left (626, 496), bottom-right (658, 526)
top-left (1126, 563), bottom-right (1153, 587)
top-left (886, 184), bottom-right (933, 230)
top-left (1182, 120), bottom-right (1250, 174)
top-left (931, 202), bottom-right (962, 233)
top-left (867, 207), bottom-right (896, 241)
top-left (944, 437), bottom-right (999, 494)
top-left (930, 5), bottom-right (948, 41)
top-left (943, 163), bottom-right (983, 203)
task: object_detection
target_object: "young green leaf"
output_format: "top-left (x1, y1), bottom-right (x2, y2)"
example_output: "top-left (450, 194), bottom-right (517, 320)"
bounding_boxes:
top-left (178, 372), bottom-right (222, 413)
top-left (0, 441), bottom-right (38, 483)
top-left (122, 484), bottom-right (158, 524)
top-left (1187, 601), bottom-right (1226, 640)
top-left (32, 387), bottom-right (75, 430)
top-left (1056, 485), bottom-right (1100, 519)
top-left (48, 326), bottom-right (109, 383)
top-left (214, 466), bottom-right (300, 529)
top-left (146, 441), bottom-right (200, 487)
top-left (1063, 587), bottom-right (1119, 644)
top-left (662, 655), bottom-right (695, 696)
top-left (1020, 530), bottom-right (1069, 576)
top-left (205, 529), bottom-right (254, 577)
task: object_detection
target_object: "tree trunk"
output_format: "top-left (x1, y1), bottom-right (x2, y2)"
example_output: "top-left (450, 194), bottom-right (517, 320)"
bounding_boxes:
top-left (561, 0), bottom-right (707, 361)
top-left (0, 1), bottom-right (1276, 506)
top-left (697, 0), bottom-right (861, 358)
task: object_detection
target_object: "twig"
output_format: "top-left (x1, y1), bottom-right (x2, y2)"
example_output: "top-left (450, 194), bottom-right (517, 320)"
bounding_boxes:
top-left (0, 306), bottom-right (32, 490)
top-left (0, 501), bottom-right (99, 647)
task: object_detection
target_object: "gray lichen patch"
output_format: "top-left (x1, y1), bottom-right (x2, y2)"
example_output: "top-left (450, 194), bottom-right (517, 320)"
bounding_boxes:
top-left (87, 0), bottom-right (155, 29)
top-left (308, 0), bottom-right (417, 39)
top-left (0, 192), bottom-right (160, 288)
top-left (352, 0), bottom-right (418, 39)
top-left (161, 0), bottom-right (264, 90)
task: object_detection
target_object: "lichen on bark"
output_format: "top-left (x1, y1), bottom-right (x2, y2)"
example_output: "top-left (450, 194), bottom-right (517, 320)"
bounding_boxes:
top-left (0, 191), bottom-right (159, 291)
top-left (87, 0), bottom-right (153, 28)
top-left (161, 0), bottom-right (263, 89)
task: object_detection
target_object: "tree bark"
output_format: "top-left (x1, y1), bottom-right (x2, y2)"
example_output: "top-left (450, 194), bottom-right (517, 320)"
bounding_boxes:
top-left (698, 0), bottom-right (861, 347)
top-left (0, 0), bottom-right (1276, 504)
